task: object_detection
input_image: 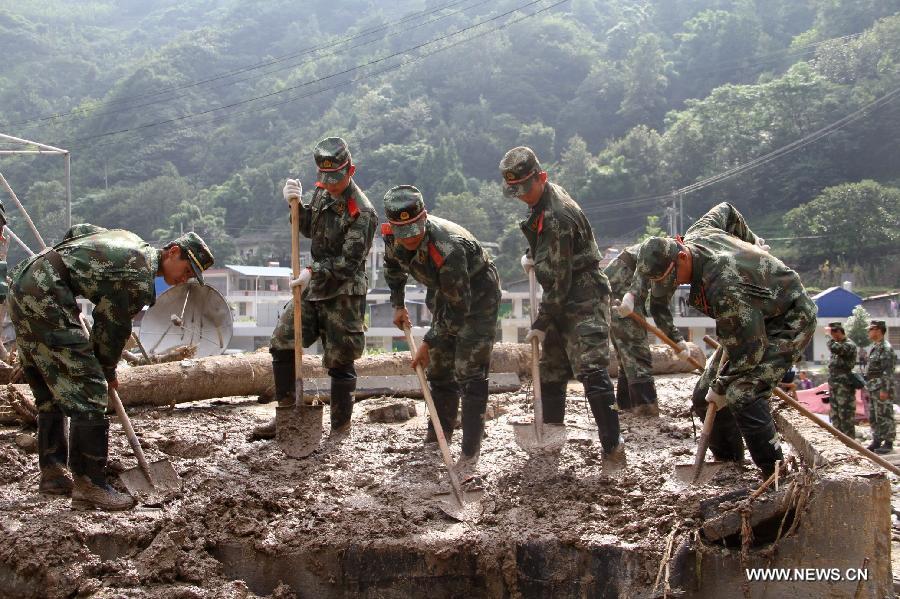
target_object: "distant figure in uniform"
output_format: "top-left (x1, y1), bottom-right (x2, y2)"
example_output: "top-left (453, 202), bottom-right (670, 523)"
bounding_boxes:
top-left (8, 226), bottom-right (213, 510)
top-left (865, 320), bottom-right (896, 454)
top-left (825, 322), bottom-right (858, 438)
top-left (381, 185), bottom-right (501, 471)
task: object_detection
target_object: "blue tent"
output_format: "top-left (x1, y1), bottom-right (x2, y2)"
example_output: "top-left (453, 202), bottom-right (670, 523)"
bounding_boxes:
top-left (811, 286), bottom-right (861, 318)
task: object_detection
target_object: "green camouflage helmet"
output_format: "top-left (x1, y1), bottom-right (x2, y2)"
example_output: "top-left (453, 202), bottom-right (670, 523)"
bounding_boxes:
top-left (868, 320), bottom-right (887, 333)
top-left (171, 232), bottom-right (215, 284)
top-left (634, 237), bottom-right (682, 281)
top-left (314, 136), bottom-right (352, 186)
top-left (499, 146), bottom-right (542, 199)
top-left (383, 185), bottom-right (427, 239)
top-left (827, 321), bottom-right (845, 332)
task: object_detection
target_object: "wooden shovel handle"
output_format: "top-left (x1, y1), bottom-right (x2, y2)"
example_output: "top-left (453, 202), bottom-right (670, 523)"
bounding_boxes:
top-left (290, 197), bottom-right (304, 405)
top-left (626, 310), bottom-right (705, 371)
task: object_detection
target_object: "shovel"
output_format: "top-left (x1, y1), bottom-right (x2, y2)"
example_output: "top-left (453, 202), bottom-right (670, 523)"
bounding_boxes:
top-left (512, 269), bottom-right (566, 451)
top-left (404, 325), bottom-right (483, 521)
top-left (108, 387), bottom-right (181, 499)
top-left (623, 311), bottom-right (727, 485)
top-left (276, 194), bottom-right (323, 458)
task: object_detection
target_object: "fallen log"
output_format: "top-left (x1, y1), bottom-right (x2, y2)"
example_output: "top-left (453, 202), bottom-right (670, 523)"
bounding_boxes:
top-left (0, 342), bottom-right (702, 409)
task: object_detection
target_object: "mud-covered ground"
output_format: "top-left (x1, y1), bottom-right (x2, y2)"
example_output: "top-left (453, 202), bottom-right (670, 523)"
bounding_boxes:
top-left (0, 373), bottom-right (890, 598)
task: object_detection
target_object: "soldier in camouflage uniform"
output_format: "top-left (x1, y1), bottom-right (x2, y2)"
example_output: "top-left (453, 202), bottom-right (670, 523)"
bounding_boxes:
top-left (629, 203), bottom-right (816, 479)
top-left (604, 244), bottom-right (690, 417)
top-left (0, 201), bottom-right (8, 305)
top-left (253, 137), bottom-right (377, 441)
top-left (382, 185), bottom-right (501, 468)
top-left (499, 147), bottom-right (622, 457)
top-left (8, 226), bottom-right (214, 510)
top-left (825, 321), bottom-right (858, 438)
top-left (865, 320), bottom-right (896, 454)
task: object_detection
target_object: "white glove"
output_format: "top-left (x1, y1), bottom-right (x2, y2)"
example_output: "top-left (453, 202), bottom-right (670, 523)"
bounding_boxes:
top-left (756, 237), bottom-right (771, 252)
top-left (705, 388), bottom-right (726, 410)
top-left (521, 254), bottom-right (534, 274)
top-left (290, 267), bottom-right (312, 290)
top-left (524, 328), bottom-right (545, 345)
top-left (675, 340), bottom-right (691, 361)
top-left (614, 292), bottom-right (635, 318)
top-left (283, 179), bottom-right (302, 204)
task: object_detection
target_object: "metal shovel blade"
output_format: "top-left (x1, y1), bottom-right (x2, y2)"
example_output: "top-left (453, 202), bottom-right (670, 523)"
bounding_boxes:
top-left (673, 461), bottom-right (728, 486)
top-left (276, 404), bottom-right (324, 459)
top-left (512, 420), bottom-right (567, 452)
top-left (118, 459), bottom-right (181, 497)
top-left (434, 487), bottom-right (485, 522)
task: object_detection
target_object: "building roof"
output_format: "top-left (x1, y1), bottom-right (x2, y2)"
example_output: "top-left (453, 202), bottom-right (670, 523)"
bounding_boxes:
top-left (225, 264), bottom-right (293, 278)
top-left (811, 286), bottom-right (862, 318)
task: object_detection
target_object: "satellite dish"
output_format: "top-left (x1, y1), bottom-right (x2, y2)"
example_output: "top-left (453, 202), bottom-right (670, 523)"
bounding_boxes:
top-left (139, 280), bottom-right (233, 358)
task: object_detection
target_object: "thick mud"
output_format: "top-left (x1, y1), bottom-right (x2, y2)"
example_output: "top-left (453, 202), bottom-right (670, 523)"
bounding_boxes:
top-left (0, 374), bottom-right (878, 597)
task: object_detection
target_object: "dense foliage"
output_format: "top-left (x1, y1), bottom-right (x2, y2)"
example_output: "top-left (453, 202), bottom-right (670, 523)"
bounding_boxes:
top-left (1, 0), bottom-right (898, 287)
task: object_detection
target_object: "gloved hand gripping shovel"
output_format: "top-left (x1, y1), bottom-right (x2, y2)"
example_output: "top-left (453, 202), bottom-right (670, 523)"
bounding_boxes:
top-left (512, 269), bottom-right (565, 451)
top-left (404, 325), bottom-right (483, 521)
top-left (276, 195), bottom-right (323, 458)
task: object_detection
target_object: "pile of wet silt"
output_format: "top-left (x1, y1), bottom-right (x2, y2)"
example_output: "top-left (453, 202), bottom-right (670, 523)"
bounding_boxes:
top-left (0, 374), bottom-right (851, 598)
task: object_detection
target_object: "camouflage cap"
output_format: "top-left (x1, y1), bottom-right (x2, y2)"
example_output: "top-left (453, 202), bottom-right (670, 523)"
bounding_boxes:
top-left (499, 146), bottom-right (542, 198)
top-left (172, 232), bottom-right (215, 284)
top-left (383, 185), bottom-right (427, 239)
top-left (634, 237), bottom-right (681, 281)
top-left (314, 136), bottom-right (352, 185)
top-left (868, 319), bottom-right (887, 332)
top-left (827, 321), bottom-right (845, 332)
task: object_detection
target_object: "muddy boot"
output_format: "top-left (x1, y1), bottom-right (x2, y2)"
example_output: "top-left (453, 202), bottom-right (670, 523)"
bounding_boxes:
top-left (38, 411), bottom-right (73, 496)
top-left (874, 442), bottom-right (893, 455)
top-left (69, 418), bottom-right (134, 511)
top-left (691, 383), bottom-right (744, 461)
top-left (425, 381), bottom-right (459, 444)
top-left (734, 397), bottom-right (783, 480)
top-left (615, 371), bottom-right (632, 411)
top-left (458, 379), bottom-right (489, 466)
top-left (630, 380), bottom-right (659, 417)
top-left (867, 438), bottom-right (882, 452)
top-left (328, 366), bottom-right (357, 435)
top-left (541, 380), bottom-right (567, 424)
top-left (582, 370), bottom-right (621, 455)
top-left (252, 349), bottom-right (295, 440)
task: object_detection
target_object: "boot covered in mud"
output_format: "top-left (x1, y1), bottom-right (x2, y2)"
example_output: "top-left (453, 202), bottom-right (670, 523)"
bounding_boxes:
top-left (328, 365), bottom-right (357, 434)
top-left (867, 438), bottom-right (882, 452)
top-left (459, 379), bottom-right (489, 462)
top-left (252, 349), bottom-right (296, 440)
top-left (629, 380), bottom-right (659, 417)
top-left (582, 370), bottom-right (622, 455)
top-left (38, 411), bottom-right (73, 495)
top-left (425, 381), bottom-right (459, 443)
top-left (691, 382), bottom-right (744, 462)
top-left (615, 371), bottom-right (632, 411)
top-left (69, 418), bottom-right (134, 511)
top-left (733, 397), bottom-right (783, 480)
top-left (541, 380), bottom-right (568, 424)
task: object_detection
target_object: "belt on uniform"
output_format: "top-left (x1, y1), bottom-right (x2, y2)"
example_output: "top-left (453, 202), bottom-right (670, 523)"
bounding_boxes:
top-left (39, 248), bottom-right (74, 291)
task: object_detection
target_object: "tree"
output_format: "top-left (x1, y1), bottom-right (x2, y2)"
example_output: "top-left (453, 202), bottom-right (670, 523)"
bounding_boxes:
top-left (845, 304), bottom-right (872, 349)
top-left (638, 215), bottom-right (666, 242)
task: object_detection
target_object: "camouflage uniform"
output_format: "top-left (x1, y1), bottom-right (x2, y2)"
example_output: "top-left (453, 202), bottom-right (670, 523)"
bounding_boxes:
top-left (382, 185), bottom-right (500, 458)
top-left (500, 146), bottom-right (620, 454)
top-left (604, 243), bottom-right (679, 412)
top-left (8, 225), bottom-right (213, 508)
top-left (258, 137), bottom-right (376, 439)
top-left (631, 203), bottom-right (816, 477)
top-left (826, 331), bottom-right (858, 438)
top-left (865, 328), bottom-right (896, 447)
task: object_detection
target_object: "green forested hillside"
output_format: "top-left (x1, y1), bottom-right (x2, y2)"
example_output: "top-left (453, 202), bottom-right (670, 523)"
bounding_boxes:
top-left (1, 0), bottom-right (898, 286)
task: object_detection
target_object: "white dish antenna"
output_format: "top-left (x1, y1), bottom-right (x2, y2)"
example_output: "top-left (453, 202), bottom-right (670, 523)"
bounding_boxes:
top-left (139, 280), bottom-right (233, 357)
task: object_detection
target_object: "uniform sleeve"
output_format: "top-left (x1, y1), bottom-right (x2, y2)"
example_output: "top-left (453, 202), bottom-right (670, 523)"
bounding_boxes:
top-left (708, 293), bottom-right (767, 402)
top-left (91, 282), bottom-right (154, 377)
top-left (295, 201), bottom-right (314, 239)
top-left (872, 345), bottom-right (897, 395)
top-left (310, 210), bottom-right (376, 284)
top-left (382, 238), bottom-right (408, 309)
top-left (424, 248), bottom-right (470, 343)
top-left (648, 291), bottom-right (683, 344)
top-left (685, 202), bottom-right (759, 245)
top-left (827, 339), bottom-right (857, 360)
top-left (533, 215), bottom-right (573, 328)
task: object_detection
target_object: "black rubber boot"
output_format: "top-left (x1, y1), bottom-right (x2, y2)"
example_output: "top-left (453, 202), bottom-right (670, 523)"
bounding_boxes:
top-left (328, 365), bottom-right (357, 434)
top-left (38, 411), bottom-right (73, 495)
top-left (874, 442), bottom-right (893, 455)
top-left (460, 379), bottom-right (489, 459)
top-left (582, 370), bottom-right (621, 454)
top-left (541, 380), bottom-right (567, 424)
top-left (691, 383), bottom-right (744, 461)
top-left (252, 349), bottom-right (295, 440)
top-left (733, 397), bottom-right (783, 479)
top-left (69, 418), bottom-right (134, 511)
top-left (615, 371), bottom-right (632, 411)
top-left (425, 381), bottom-right (459, 443)
top-left (867, 438), bottom-right (882, 452)
top-left (630, 381), bottom-right (659, 417)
